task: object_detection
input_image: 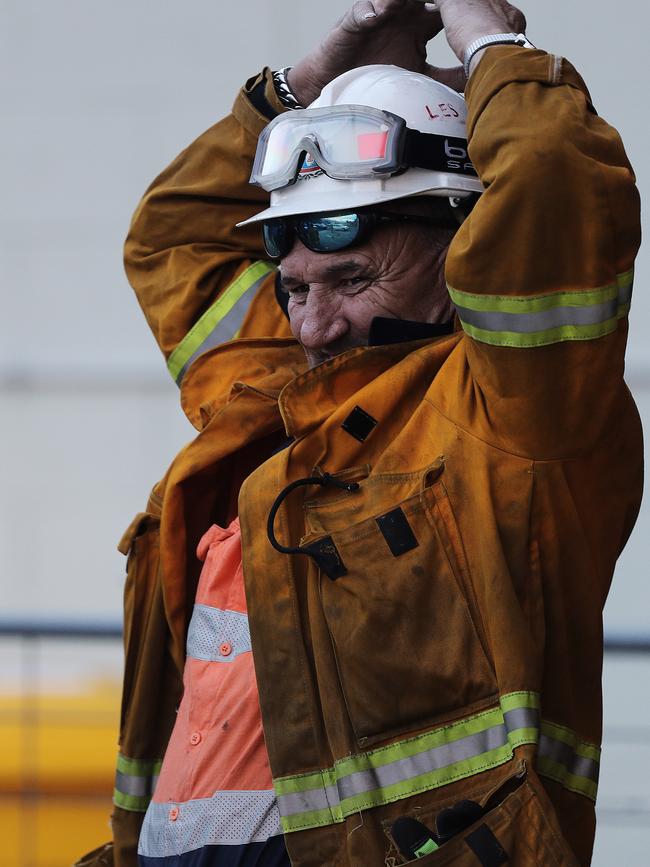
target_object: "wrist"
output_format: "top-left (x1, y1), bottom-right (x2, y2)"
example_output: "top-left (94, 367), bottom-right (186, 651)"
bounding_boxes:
top-left (273, 67), bottom-right (304, 110)
top-left (453, 23), bottom-right (518, 63)
top-left (286, 63), bottom-right (324, 109)
top-left (435, 0), bottom-right (520, 64)
top-left (464, 33), bottom-right (535, 77)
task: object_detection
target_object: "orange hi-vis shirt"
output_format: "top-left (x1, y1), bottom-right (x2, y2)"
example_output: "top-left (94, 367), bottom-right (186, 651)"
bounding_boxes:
top-left (138, 519), bottom-right (284, 863)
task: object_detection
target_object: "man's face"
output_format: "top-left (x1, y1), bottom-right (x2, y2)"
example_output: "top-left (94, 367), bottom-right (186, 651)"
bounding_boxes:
top-left (279, 218), bottom-right (455, 368)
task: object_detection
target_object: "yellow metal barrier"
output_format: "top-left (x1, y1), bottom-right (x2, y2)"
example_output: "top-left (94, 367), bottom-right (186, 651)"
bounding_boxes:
top-left (0, 681), bottom-right (120, 867)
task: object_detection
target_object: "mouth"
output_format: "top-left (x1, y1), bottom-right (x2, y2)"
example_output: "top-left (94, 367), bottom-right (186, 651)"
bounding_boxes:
top-left (305, 349), bottom-right (337, 368)
top-left (305, 343), bottom-right (365, 368)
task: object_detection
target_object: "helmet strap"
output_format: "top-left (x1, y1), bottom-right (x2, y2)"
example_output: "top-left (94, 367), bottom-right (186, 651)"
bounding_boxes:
top-left (401, 129), bottom-right (478, 178)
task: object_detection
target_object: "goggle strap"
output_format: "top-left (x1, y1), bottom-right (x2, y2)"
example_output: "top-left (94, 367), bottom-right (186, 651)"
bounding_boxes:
top-left (402, 130), bottom-right (478, 178)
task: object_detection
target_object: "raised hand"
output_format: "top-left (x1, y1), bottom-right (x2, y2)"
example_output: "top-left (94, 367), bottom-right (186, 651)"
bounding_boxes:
top-left (434, 0), bottom-right (527, 72)
top-left (288, 0), bottom-right (466, 106)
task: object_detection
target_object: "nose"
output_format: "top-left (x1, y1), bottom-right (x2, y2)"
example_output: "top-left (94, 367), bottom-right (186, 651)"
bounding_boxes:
top-left (296, 288), bottom-right (349, 351)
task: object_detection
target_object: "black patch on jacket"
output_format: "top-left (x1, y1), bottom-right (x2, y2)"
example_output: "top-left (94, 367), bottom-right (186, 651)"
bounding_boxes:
top-left (341, 406), bottom-right (378, 442)
top-left (303, 535), bottom-right (347, 580)
top-left (464, 825), bottom-right (508, 867)
top-left (376, 508), bottom-right (419, 557)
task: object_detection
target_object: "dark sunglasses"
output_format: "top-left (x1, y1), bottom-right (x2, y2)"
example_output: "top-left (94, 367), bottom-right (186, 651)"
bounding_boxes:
top-left (262, 210), bottom-right (456, 259)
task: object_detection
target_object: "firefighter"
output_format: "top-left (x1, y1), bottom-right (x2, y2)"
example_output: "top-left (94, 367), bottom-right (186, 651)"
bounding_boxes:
top-left (77, 0), bottom-right (643, 864)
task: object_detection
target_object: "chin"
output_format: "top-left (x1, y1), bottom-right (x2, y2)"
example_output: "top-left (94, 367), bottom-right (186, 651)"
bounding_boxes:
top-left (305, 350), bottom-right (335, 369)
top-left (303, 343), bottom-right (362, 369)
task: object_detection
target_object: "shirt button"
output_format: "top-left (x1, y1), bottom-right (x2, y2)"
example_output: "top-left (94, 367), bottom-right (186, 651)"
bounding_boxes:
top-left (190, 731), bottom-right (202, 746)
top-left (169, 806), bottom-right (179, 821)
top-left (220, 641), bottom-right (233, 657)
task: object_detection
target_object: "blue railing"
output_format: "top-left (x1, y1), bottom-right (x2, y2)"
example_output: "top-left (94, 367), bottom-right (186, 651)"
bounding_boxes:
top-left (0, 619), bottom-right (122, 640)
top-left (0, 619), bottom-right (649, 652)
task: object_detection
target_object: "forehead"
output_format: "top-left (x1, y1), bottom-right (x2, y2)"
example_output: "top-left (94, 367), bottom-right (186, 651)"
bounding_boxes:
top-left (280, 250), bottom-right (371, 283)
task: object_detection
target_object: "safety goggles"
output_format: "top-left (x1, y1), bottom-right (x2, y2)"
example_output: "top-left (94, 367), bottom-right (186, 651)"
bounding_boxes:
top-left (262, 210), bottom-right (455, 259)
top-left (251, 105), bottom-right (477, 192)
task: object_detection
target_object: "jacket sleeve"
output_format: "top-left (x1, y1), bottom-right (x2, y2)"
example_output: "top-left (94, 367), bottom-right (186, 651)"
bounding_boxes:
top-left (442, 47), bottom-right (641, 459)
top-left (124, 69), bottom-right (292, 388)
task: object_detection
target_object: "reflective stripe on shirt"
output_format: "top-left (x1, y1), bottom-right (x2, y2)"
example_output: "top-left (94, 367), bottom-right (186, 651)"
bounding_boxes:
top-left (138, 790), bottom-right (283, 858)
top-left (187, 604), bottom-right (251, 662)
top-left (448, 268), bottom-right (633, 348)
top-left (167, 260), bottom-right (276, 384)
top-left (138, 520), bottom-right (278, 861)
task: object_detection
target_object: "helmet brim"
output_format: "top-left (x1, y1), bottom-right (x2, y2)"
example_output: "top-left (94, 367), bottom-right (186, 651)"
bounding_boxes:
top-left (238, 172), bottom-right (483, 227)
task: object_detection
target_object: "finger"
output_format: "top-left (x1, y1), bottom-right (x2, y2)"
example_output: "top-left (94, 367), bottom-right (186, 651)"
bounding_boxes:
top-left (425, 63), bottom-right (467, 93)
top-left (372, 0), bottom-right (441, 20)
top-left (351, 0), bottom-right (441, 32)
top-left (401, 0), bottom-right (443, 38)
top-left (501, 1), bottom-right (526, 34)
top-left (350, 1), bottom-right (379, 26)
top-left (391, 0), bottom-right (440, 16)
top-left (353, 0), bottom-right (404, 21)
top-left (372, 0), bottom-right (410, 14)
top-left (420, 8), bottom-right (444, 38)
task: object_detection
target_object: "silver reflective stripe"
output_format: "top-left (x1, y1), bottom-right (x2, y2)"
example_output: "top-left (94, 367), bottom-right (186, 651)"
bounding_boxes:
top-left (447, 268), bottom-right (634, 348)
top-left (186, 603), bottom-right (251, 662)
top-left (539, 734), bottom-right (600, 784)
top-left (174, 272), bottom-right (269, 384)
top-left (278, 783), bottom-right (340, 817)
top-left (276, 706), bottom-right (539, 819)
top-left (167, 260), bottom-right (277, 385)
top-left (115, 769), bottom-right (154, 798)
top-left (114, 754), bottom-right (163, 811)
top-left (138, 790), bottom-right (283, 857)
top-left (338, 723), bottom-right (506, 799)
top-left (503, 706), bottom-right (539, 731)
top-left (619, 278), bottom-right (633, 306)
top-left (454, 295), bottom-right (621, 334)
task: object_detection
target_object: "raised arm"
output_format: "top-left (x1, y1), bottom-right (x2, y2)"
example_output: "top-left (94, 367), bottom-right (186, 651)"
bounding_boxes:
top-left (124, 70), bottom-right (292, 388)
top-left (435, 0), bottom-right (641, 458)
top-left (124, 0), bottom-right (466, 390)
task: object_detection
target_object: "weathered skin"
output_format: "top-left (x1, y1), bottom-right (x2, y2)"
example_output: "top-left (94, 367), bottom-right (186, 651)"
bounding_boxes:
top-left (281, 218), bottom-right (454, 368)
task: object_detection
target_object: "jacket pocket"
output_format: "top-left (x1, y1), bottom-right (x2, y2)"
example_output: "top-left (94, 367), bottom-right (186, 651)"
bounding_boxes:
top-left (312, 465), bottom-right (497, 746)
top-left (117, 497), bottom-right (162, 739)
top-left (400, 767), bottom-right (578, 866)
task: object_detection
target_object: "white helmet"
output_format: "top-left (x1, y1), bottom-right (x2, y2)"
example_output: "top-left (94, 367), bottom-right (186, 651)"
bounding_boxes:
top-left (240, 64), bottom-right (483, 225)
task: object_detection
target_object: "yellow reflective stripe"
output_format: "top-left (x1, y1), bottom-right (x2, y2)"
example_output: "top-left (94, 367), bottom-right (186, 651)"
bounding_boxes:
top-left (273, 694), bottom-right (601, 833)
top-left (113, 752), bottom-right (163, 812)
top-left (538, 721), bottom-right (600, 800)
top-left (457, 318), bottom-right (619, 349)
top-left (116, 754), bottom-right (163, 777)
top-left (275, 692), bottom-right (541, 833)
top-left (167, 260), bottom-right (276, 384)
top-left (448, 268), bottom-right (633, 348)
top-left (540, 720), bottom-right (601, 762)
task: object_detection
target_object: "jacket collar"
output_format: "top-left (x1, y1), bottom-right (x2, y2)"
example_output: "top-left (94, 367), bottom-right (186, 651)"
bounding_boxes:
top-left (180, 338), bottom-right (306, 429)
top-left (279, 334), bottom-right (461, 439)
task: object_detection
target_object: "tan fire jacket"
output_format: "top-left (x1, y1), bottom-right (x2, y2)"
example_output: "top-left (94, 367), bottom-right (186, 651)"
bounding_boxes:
top-left (76, 48), bottom-right (642, 867)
